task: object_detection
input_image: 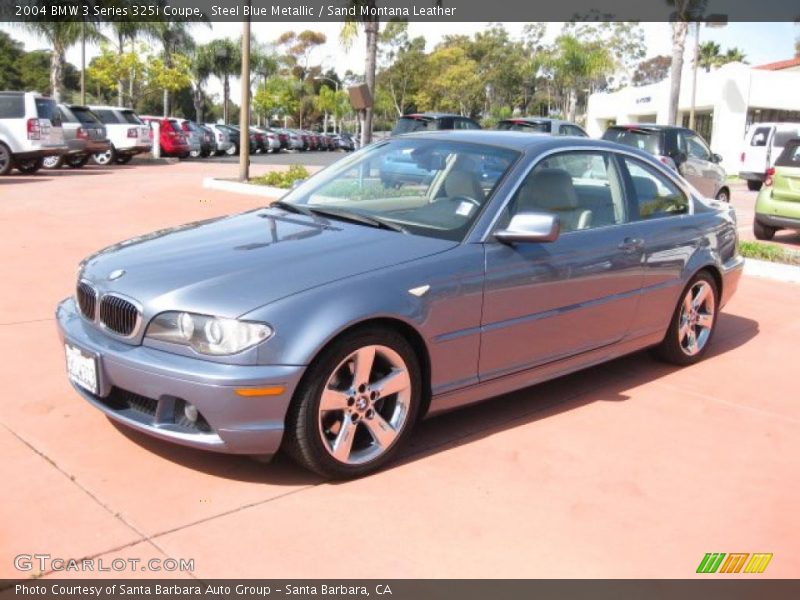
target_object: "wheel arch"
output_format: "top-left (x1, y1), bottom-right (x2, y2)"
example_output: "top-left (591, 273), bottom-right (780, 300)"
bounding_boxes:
top-left (717, 185), bottom-right (731, 201)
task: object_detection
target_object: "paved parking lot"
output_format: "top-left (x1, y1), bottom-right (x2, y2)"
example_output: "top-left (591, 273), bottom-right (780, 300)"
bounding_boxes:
top-left (1, 160), bottom-right (798, 579)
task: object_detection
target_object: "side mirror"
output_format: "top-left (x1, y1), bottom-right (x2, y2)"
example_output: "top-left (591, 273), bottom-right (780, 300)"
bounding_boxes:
top-left (495, 212), bottom-right (560, 244)
top-left (711, 153), bottom-right (723, 164)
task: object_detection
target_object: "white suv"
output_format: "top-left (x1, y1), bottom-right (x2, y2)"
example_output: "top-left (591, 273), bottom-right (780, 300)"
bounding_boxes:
top-left (0, 91), bottom-right (68, 175)
top-left (88, 105), bottom-right (152, 165)
top-left (740, 122), bottom-right (800, 191)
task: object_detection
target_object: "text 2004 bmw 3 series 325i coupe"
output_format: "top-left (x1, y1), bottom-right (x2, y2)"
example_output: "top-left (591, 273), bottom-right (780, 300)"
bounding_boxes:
top-left (56, 132), bottom-right (744, 479)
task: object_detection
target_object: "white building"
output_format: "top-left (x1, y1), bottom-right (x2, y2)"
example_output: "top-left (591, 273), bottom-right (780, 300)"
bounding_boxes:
top-left (586, 58), bottom-right (800, 171)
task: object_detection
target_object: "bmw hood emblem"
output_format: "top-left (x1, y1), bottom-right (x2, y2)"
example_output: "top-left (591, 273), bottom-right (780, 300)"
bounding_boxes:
top-left (108, 269), bottom-right (126, 281)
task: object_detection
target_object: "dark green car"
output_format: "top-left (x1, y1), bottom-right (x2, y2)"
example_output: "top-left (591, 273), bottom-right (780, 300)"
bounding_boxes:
top-left (754, 138), bottom-right (800, 240)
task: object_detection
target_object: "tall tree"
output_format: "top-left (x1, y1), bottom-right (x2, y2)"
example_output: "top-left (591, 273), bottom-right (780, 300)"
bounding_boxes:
top-left (698, 41), bottom-right (721, 72)
top-left (666, 0), bottom-right (709, 126)
top-left (145, 21), bottom-right (196, 116)
top-left (0, 31), bottom-right (24, 91)
top-left (377, 22), bottom-right (427, 116)
top-left (550, 34), bottom-right (613, 122)
top-left (200, 38), bottom-right (241, 124)
top-left (19, 21), bottom-right (100, 102)
top-left (632, 55), bottom-right (672, 86)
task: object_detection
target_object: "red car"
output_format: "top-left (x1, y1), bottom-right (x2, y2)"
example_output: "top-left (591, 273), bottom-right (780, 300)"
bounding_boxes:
top-left (140, 116), bottom-right (190, 158)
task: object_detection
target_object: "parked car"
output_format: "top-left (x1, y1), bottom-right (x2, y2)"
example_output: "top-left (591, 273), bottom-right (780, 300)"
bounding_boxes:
top-left (228, 125), bottom-right (257, 154)
top-left (89, 105), bottom-right (152, 165)
top-left (140, 116), bottom-right (191, 158)
top-left (57, 132), bottom-right (743, 479)
top-left (333, 132), bottom-right (355, 152)
top-left (753, 137), bottom-right (800, 240)
top-left (173, 119), bottom-right (204, 158)
top-left (391, 112), bottom-right (481, 136)
top-left (204, 123), bottom-right (235, 156)
top-left (0, 91), bottom-right (67, 175)
top-left (198, 124), bottom-right (215, 158)
top-left (43, 104), bottom-right (110, 170)
top-left (496, 117), bottom-right (588, 137)
top-left (279, 128), bottom-right (303, 151)
top-left (254, 127), bottom-right (280, 153)
top-left (602, 124), bottom-right (729, 201)
top-left (740, 122), bottom-right (800, 191)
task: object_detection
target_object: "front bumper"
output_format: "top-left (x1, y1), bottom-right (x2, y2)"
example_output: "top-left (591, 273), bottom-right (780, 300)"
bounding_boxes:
top-left (56, 297), bottom-right (304, 456)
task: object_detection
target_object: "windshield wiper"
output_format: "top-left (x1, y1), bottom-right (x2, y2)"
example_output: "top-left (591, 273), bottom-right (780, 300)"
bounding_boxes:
top-left (303, 206), bottom-right (407, 233)
top-left (271, 200), bottom-right (313, 216)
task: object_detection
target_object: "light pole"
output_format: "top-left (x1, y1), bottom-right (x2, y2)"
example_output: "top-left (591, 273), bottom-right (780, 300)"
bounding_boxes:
top-left (689, 16), bottom-right (727, 131)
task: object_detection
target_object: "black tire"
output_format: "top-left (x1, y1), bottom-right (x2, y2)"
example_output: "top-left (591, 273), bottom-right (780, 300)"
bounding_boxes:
top-left (0, 142), bottom-right (12, 176)
top-left (747, 180), bottom-right (763, 192)
top-left (16, 157), bottom-right (44, 174)
top-left (92, 145), bottom-right (116, 166)
top-left (284, 327), bottom-right (422, 479)
top-left (115, 154), bottom-right (133, 165)
top-left (653, 271), bottom-right (719, 367)
top-left (66, 155), bottom-right (90, 169)
top-left (715, 188), bottom-right (730, 203)
top-left (42, 155), bottom-right (64, 170)
top-left (753, 219), bottom-right (777, 241)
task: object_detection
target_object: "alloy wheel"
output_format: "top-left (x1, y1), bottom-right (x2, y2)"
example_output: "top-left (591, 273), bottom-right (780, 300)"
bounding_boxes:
top-left (317, 345), bottom-right (412, 465)
top-left (94, 149), bottom-right (113, 165)
top-left (678, 280), bottom-right (716, 356)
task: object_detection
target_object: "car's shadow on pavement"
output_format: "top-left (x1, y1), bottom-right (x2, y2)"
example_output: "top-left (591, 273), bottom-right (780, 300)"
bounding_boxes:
top-left (1, 178), bottom-right (53, 185)
top-left (111, 312), bottom-right (759, 486)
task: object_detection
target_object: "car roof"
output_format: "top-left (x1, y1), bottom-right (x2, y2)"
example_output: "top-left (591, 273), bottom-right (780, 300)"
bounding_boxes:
top-left (606, 124), bottom-right (683, 133)
top-left (88, 105), bottom-right (135, 111)
top-left (398, 129), bottom-right (629, 152)
top-left (401, 112), bottom-right (467, 119)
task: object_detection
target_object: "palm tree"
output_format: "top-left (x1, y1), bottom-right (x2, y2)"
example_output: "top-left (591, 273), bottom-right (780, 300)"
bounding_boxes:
top-left (145, 22), bottom-right (196, 116)
top-left (202, 38), bottom-right (242, 124)
top-left (250, 41), bottom-right (279, 125)
top-left (723, 47), bottom-right (747, 64)
top-left (191, 46), bottom-right (213, 123)
top-left (666, 0), bottom-right (709, 126)
top-left (697, 41), bottom-right (721, 72)
top-left (21, 21), bottom-right (101, 102)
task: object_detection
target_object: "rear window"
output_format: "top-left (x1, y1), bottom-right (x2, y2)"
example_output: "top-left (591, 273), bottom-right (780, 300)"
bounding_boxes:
top-left (35, 98), bottom-right (61, 126)
top-left (94, 109), bottom-right (119, 124)
top-left (0, 94), bottom-right (24, 118)
top-left (392, 117), bottom-right (433, 135)
top-left (58, 106), bottom-right (78, 123)
top-left (603, 127), bottom-right (662, 155)
top-left (70, 107), bottom-right (101, 125)
top-left (497, 120), bottom-right (551, 133)
top-left (775, 141), bottom-right (800, 167)
top-left (119, 110), bottom-right (142, 125)
top-left (774, 128), bottom-right (800, 148)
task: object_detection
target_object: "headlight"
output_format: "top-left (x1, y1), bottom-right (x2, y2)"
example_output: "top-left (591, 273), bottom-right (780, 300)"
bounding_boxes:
top-left (145, 312), bottom-right (272, 356)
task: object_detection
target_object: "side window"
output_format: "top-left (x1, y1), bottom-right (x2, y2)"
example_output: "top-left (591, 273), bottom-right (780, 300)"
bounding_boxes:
top-left (438, 117), bottom-right (454, 129)
top-left (750, 127), bottom-right (771, 147)
top-left (460, 119), bottom-right (480, 130)
top-left (686, 134), bottom-right (711, 161)
top-left (505, 151), bottom-right (627, 233)
top-left (0, 95), bottom-right (24, 118)
top-left (624, 158), bottom-right (689, 220)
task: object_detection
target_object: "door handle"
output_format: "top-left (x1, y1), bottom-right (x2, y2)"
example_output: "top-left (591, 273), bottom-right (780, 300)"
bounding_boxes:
top-left (617, 237), bottom-right (644, 253)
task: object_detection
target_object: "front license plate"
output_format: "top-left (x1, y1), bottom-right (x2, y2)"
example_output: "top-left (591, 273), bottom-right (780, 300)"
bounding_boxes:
top-left (65, 344), bottom-right (98, 395)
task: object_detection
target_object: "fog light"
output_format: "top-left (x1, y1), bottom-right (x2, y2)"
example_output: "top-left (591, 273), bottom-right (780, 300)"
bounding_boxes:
top-left (184, 402), bottom-right (199, 423)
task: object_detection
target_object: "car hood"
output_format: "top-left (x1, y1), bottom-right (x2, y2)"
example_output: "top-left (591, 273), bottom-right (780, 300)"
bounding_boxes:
top-left (79, 208), bottom-right (457, 318)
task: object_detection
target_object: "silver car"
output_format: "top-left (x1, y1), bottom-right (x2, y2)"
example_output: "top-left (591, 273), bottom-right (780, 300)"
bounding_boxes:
top-left (43, 105), bottom-right (110, 170)
top-left (56, 132), bottom-right (743, 479)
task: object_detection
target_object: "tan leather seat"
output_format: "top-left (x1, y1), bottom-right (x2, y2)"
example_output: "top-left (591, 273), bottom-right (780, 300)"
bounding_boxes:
top-left (443, 169), bottom-right (485, 202)
top-left (517, 168), bottom-right (592, 231)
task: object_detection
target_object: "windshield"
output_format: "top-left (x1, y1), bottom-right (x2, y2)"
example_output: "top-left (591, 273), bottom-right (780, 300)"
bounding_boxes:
top-left (497, 120), bottom-right (551, 133)
top-left (70, 107), bottom-right (101, 125)
top-left (392, 117), bottom-right (434, 135)
top-left (603, 127), bottom-right (662, 155)
top-left (119, 110), bottom-right (142, 125)
top-left (279, 139), bottom-right (519, 241)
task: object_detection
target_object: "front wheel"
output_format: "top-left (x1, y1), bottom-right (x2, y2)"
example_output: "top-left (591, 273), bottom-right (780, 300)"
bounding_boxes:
top-left (753, 219), bottom-right (777, 241)
top-left (747, 180), bottom-right (763, 192)
top-left (92, 146), bottom-right (116, 166)
top-left (653, 271), bottom-right (718, 366)
top-left (284, 328), bottom-right (421, 479)
top-left (16, 157), bottom-right (43, 174)
top-left (43, 155), bottom-right (64, 169)
top-left (225, 144), bottom-right (237, 156)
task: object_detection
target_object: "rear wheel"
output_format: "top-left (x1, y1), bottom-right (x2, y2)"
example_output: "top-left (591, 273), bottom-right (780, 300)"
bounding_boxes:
top-left (225, 144), bottom-right (237, 156)
top-left (189, 149), bottom-right (201, 158)
top-left (654, 271), bottom-right (718, 366)
top-left (92, 146), bottom-right (116, 166)
top-left (753, 219), bottom-right (777, 241)
top-left (16, 157), bottom-right (43, 174)
top-left (747, 180), bottom-right (763, 192)
top-left (284, 328), bottom-right (421, 479)
top-left (66, 155), bottom-right (90, 169)
top-left (43, 155), bottom-right (64, 170)
top-left (0, 143), bottom-right (12, 176)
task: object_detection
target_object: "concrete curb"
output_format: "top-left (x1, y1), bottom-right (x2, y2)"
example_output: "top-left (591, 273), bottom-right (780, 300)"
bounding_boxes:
top-left (744, 258), bottom-right (800, 284)
top-left (202, 177), bottom-right (285, 199)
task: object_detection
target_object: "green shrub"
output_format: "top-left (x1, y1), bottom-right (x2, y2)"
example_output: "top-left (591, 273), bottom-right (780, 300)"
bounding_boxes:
top-left (250, 164), bottom-right (311, 189)
top-left (740, 241), bottom-right (800, 266)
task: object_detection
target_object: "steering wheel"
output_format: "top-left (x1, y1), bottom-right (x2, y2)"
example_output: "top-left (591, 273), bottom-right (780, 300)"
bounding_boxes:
top-left (440, 194), bottom-right (481, 208)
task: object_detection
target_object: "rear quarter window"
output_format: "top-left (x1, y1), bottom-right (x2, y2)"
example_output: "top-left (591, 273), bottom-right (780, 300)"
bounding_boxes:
top-left (0, 95), bottom-right (25, 118)
top-left (119, 110), bottom-right (142, 124)
top-left (70, 107), bottom-right (101, 125)
top-left (35, 98), bottom-right (61, 126)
